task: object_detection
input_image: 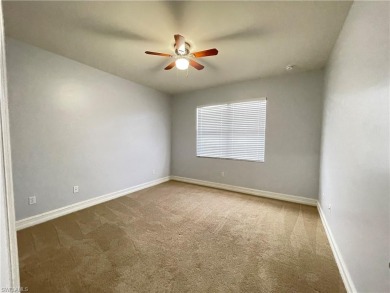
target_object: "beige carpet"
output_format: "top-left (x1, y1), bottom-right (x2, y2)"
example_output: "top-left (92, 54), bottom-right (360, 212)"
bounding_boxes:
top-left (17, 181), bottom-right (345, 292)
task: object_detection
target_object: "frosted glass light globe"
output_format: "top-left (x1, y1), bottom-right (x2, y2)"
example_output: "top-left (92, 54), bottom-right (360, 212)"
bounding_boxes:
top-left (175, 58), bottom-right (189, 70)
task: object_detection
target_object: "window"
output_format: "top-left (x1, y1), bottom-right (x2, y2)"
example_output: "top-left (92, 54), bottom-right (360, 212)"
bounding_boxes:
top-left (196, 99), bottom-right (267, 162)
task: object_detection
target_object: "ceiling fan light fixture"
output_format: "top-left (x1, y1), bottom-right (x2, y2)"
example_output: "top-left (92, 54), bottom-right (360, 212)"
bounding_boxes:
top-left (175, 58), bottom-right (189, 70)
top-left (145, 34), bottom-right (217, 71)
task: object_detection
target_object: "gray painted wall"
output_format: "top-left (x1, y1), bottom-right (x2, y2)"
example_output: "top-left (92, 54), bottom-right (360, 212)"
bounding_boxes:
top-left (171, 70), bottom-right (324, 199)
top-left (320, 1), bottom-right (389, 292)
top-left (6, 38), bottom-right (171, 221)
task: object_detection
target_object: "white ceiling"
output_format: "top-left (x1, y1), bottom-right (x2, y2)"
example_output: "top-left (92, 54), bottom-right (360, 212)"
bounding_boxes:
top-left (3, 1), bottom-right (352, 94)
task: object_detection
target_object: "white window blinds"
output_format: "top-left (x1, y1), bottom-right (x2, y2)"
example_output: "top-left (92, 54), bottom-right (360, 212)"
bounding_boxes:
top-left (197, 99), bottom-right (267, 162)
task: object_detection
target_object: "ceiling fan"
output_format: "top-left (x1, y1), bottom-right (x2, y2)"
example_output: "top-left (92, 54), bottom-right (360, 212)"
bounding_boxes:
top-left (145, 34), bottom-right (218, 71)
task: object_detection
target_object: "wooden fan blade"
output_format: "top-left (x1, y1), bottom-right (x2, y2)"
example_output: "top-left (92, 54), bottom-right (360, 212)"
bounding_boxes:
top-left (189, 59), bottom-right (204, 70)
top-left (192, 48), bottom-right (218, 58)
top-left (164, 62), bottom-right (176, 70)
top-left (145, 51), bottom-right (172, 57)
top-left (174, 34), bottom-right (186, 54)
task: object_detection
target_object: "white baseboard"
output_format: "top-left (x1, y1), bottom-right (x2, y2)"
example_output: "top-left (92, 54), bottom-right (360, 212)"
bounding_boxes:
top-left (170, 176), bottom-right (317, 206)
top-left (16, 176), bottom-right (170, 231)
top-left (317, 203), bottom-right (356, 293)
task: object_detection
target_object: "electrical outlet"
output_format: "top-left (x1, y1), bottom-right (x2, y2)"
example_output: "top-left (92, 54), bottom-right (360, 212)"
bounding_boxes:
top-left (221, 171), bottom-right (225, 177)
top-left (28, 196), bottom-right (36, 205)
top-left (73, 186), bottom-right (79, 193)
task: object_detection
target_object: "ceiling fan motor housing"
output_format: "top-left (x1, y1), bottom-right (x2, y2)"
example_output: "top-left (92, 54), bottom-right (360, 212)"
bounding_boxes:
top-left (175, 42), bottom-right (191, 56)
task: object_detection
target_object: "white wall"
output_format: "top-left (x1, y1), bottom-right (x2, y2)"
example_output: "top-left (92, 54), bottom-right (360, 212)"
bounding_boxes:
top-left (6, 38), bottom-right (171, 221)
top-left (171, 70), bottom-right (324, 199)
top-left (320, 1), bottom-right (389, 292)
